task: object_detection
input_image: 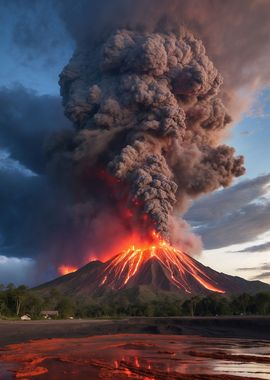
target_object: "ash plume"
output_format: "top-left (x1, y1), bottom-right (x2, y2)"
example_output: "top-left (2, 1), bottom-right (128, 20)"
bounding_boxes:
top-left (51, 27), bottom-right (244, 242)
top-left (57, 0), bottom-right (270, 118)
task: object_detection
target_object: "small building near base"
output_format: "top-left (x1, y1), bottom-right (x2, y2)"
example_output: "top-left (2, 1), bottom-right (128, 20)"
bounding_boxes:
top-left (21, 314), bottom-right (31, 320)
top-left (41, 310), bottom-right (59, 319)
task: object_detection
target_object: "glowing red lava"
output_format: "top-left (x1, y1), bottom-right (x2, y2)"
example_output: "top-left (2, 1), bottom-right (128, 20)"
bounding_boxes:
top-left (58, 265), bottom-right (78, 276)
top-left (100, 232), bottom-right (225, 294)
top-left (56, 230), bottom-right (224, 294)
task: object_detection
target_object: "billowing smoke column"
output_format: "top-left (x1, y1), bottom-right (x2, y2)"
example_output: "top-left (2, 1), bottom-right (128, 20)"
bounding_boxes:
top-left (55, 27), bottom-right (244, 245)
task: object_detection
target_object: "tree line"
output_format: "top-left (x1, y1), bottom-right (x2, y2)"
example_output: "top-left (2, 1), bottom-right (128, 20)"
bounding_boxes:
top-left (1, 284), bottom-right (270, 319)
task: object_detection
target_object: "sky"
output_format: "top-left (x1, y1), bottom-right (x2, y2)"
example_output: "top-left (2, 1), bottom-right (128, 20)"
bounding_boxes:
top-left (0, 0), bottom-right (270, 286)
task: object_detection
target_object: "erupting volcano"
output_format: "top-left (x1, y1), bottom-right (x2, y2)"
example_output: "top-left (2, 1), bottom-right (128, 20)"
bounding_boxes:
top-left (100, 232), bottom-right (224, 294)
top-left (38, 232), bottom-right (270, 297)
top-left (48, 25), bottom-right (245, 267)
top-left (42, 19), bottom-right (261, 297)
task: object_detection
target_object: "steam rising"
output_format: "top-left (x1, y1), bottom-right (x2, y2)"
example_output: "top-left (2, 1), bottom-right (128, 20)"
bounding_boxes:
top-left (53, 27), bottom-right (244, 242)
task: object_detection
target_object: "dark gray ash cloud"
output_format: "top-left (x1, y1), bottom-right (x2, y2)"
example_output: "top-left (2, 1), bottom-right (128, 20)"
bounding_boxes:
top-left (56, 0), bottom-right (270, 117)
top-left (54, 27), bottom-right (244, 246)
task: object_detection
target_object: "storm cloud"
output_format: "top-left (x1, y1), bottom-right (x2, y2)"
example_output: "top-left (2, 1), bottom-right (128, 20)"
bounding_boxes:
top-left (237, 263), bottom-right (270, 282)
top-left (0, 256), bottom-right (35, 286)
top-left (0, 85), bottom-right (71, 173)
top-left (238, 242), bottom-right (270, 254)
top-left (252, 272), bottom-right (270, 281)
top-left (186, 174), bottom-right (270, 249)
top-left (0, 86), bottom-right (74, 274)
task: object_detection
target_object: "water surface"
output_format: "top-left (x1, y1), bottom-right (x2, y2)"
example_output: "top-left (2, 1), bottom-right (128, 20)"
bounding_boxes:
top-left (0, 334), bottom-right (270, 379)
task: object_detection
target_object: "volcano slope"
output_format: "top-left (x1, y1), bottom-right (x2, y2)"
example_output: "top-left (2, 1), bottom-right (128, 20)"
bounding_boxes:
top-left (36, 245), bottom-right (270, 298)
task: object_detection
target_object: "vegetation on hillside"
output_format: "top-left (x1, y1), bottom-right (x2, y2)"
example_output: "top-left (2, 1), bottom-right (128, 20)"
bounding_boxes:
top-left (1, 284), bottom-right (270, 319)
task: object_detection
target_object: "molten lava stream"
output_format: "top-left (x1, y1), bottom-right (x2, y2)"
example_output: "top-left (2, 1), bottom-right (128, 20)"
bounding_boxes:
top-left (99, 235), bottom-right (225, 294)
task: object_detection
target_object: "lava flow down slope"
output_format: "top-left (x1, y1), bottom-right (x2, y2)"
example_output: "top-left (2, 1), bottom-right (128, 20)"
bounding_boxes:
top-left (99, 240), bottom-right (225, 294)
top-left (36, 236), bottom-right (270, 297)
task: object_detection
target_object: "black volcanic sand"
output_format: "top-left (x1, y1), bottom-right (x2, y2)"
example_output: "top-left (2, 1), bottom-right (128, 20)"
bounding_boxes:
top-left (1, 334), bottom-right (270, 379)
top-left (1, 317), bottom-right (270, 346)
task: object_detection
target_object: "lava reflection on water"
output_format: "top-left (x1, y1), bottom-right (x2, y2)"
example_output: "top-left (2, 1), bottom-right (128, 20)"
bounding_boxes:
top-left (0, 334), bottom-right (270, 379)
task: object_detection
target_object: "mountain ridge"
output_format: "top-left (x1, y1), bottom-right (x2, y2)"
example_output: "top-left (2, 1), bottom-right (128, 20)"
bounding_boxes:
top-left (35, 249), bottom-right (270, 297)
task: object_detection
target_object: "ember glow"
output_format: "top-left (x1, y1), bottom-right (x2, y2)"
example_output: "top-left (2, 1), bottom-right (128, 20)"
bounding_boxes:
top-left (100, 232), bottom-right (225, 294)
top-left (58, 265), bottom-right (78, 276)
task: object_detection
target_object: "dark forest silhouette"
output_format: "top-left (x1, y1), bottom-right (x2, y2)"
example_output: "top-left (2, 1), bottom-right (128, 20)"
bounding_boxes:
top-left (1, 284), bottom-right (270, 319)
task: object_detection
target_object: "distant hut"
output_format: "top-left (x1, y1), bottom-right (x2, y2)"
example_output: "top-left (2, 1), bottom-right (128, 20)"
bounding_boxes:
top-left (41, 310), bottom-right (59, 319)
top-left (21, 314), bottom-right (31, 320)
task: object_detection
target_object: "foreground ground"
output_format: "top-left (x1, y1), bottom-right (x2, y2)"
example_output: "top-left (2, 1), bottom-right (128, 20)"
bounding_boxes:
top-left (1, 316), bottom-right (270, 346)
